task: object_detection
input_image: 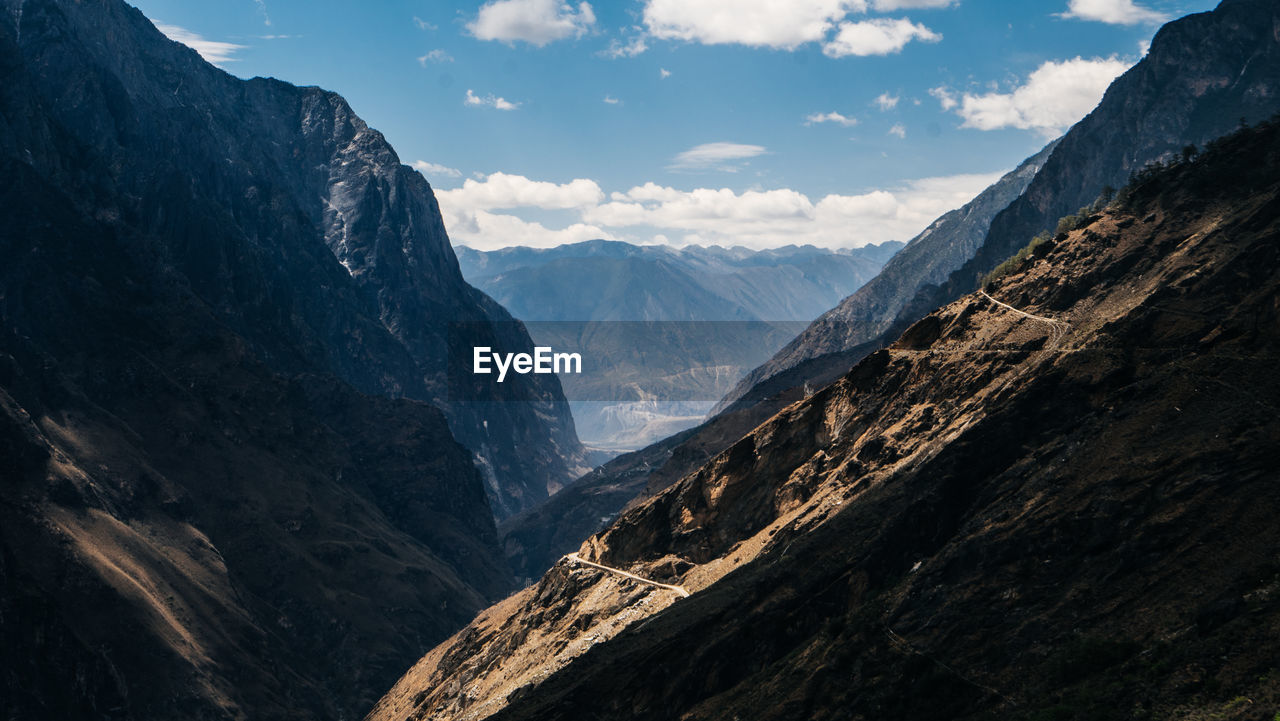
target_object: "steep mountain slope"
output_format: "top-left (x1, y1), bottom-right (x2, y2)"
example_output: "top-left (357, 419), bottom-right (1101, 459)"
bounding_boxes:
top-left (0, 0), bottom-right (563, 718)
top-left (899, 0), bottom-right (1280, 348)
top-left (497, 0), bottom-right (1280, 586)
top-left (725, 0), bottom-right (1280, 413)
top-left (719, 141), bottom-right (1056, 408)
top-left (456, 241), bottom-right (900, 324)
top-left (370, 118), bottom-right (1280, 721)
top-left (0, 0), bottom-right (584, 520)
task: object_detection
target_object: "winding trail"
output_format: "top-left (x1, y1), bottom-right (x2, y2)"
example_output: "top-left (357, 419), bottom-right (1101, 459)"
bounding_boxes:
top-left (564, 553), bottom-right (691, 598)
top-left (979, 290), bottom-right (1068, 328)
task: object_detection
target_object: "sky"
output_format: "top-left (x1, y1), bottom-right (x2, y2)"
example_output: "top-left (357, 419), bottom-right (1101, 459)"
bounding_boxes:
top-left (131, 0), bottom-right (1219, 251)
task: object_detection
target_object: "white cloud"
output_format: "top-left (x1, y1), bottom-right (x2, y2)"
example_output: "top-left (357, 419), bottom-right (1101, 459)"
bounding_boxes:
top-left (669, 142), bottom-right (768, 172)
top-left (153, 23), bottom-right (246, 66)
top-left (465, 88), bottom-right (521, 111)
top-left (469, 0), bottom-right (596, 46)
top-left (437, 172), bottom-right (604, 212)
top-left (585, 171), bottom-right (1002, 248)
top-left (642, 0), bottom-right (867, 50)
top-left (413, 16), bottom-right (437, 31)
top-left (436, 170), bottom-right (1006, 250)
top-left (874, 92), bottom-right (900, 111)
top-left (871, 0), bottom-right (956, 8)
top-left (604, 95), bottom-right (622, 105)
top-left (660, 68), bottom-right (672, 79)
top-left (436, 173), bottom-right (610, 249)
top-left (888, 123), bottom-right (907, 138)
top-left (413, 161), bottom-right (462, 179)
top-left (417, 49), bottom-right (453, 65)
top-left (805, 111), bottom-right (859, 127)
top-left (602, 34), bottom-right (648, 58)
top-left (823, 18), bottom-right (940, 57)
top-left (1059, 0), bottom-right (1168, 25)
top-left (950, 56), bottom-right (1132, 137)
top-left (929, 85), bottom-right (957, 110)
top-left (447, 210), bottom-right (615, 249)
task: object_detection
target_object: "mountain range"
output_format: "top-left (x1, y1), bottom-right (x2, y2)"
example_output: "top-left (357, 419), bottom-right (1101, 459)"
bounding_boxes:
top-left (372, 107), bottom-right (1280, 721)
top-left (456, 240), bottom-right (901, 452)
top-left (456, 240), bottom-right (902, 323)
top-left (498, 0), bottom-right (1280, 586)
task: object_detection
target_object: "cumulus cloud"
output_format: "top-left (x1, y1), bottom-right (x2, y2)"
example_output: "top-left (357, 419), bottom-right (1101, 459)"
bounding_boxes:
top-left (668, 142), bottom-right (769, 172)
top-left (465, 89), bottom-right (521, 111)
top-left (949, 56), bottom-right (1132, 137)
top-left (417, 49), bottom-right (453, 65)
top-left (436, 170), bottom-right (1006, 250)
top-left (805, 111), bottom-right (859, 127)
top-left (823, 18), bottom-right (940, 57)
top-left (1059, 0), bottom-right (1168, 25)
top-left (413, 161), bottom-right (462, 179)
top-left (583, 172), bottom-right (1003, 247)
top-left (874, 92), bottom-right (900, 110)
top-left (888, 123), bottom-right (907, 138)
top-left (437, 172), bottom-right (605, 212)
top-left (447, 210), bottom-right (614, 249)
top-left (604, 95), bottom-right (622, 105)
top-left (413, 16), bottom-right (437, 31)
top-left (660, 68), bottom-right (672, 79)
top-left (469, 0), bottom-right (596, 46)
top-left (643, 0), bottom-right (867, 50)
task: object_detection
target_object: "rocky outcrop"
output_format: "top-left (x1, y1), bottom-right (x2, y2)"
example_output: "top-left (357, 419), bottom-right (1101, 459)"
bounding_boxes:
top-left (369, 118), bottom-right (1280, 721)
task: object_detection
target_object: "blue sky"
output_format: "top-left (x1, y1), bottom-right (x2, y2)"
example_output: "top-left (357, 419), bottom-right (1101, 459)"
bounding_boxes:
top-left (132, 0), bottom-right (1218, 250)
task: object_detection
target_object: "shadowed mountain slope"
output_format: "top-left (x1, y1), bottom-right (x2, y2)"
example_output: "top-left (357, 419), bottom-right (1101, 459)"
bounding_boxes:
top-left (0, 0), bottom-right (580, 717)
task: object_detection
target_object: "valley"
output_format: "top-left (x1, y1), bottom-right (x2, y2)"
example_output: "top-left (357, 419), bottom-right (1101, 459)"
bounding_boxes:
top-left (1, 1), bottom-right (1277, 720)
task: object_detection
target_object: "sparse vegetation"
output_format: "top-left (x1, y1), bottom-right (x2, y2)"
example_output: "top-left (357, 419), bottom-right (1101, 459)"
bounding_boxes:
top-left (982, 231), bottom-right (1052, 288)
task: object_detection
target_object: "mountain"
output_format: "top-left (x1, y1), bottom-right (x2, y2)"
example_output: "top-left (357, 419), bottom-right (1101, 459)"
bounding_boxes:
top-left (456, 241), bottom-right (900, 452)
top-left (0, 0), bottom-right (585, 524)
top-left (0, 0), bottom-right (577, 717)
top-left (499, 0), bottom-right (1280, 583)
top-left (722, 0), bottom-right (1280, 413)
top-left (370, 114), bottom-right (1280, 721)
top-left (456, 240), bottom-right (902, 323)
top-left (718, 141), bottom-right (1057, 409)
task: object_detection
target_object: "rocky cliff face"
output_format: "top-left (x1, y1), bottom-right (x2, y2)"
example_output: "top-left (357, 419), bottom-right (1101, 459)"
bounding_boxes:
top-left (0, 0), bottom-right (584, 520)
top-left (724, 0), bottom-right (1280, 417)
top-left (0, 0), bottom-right (575, 717)
top-left (369, 118), bottom-right (1280, 721)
